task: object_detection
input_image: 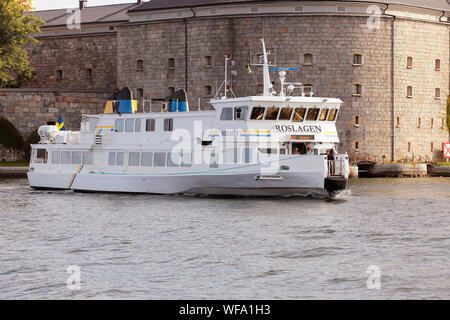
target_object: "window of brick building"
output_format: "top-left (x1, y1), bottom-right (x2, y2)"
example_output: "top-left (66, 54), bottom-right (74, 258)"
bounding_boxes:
top-left (431, 118), bottom-right (434, 128)
top-left (168, 58), bottom-right (175, 70)
top-left (353, 84), bottom-right (362, 96)
top-left (417, 117), bottom-right (422, 128)
top-left (435, 88), bottom-right (441, 99)
top-left (303, 53), bottom-right (313, 66)
top-left (136, 60), bottom-right (144, 71)
top-left (294, 5), bottom-right (304, 12)
top-left (354, 115), bottom-right (360, 126)
top-left (203, 85), bottom-right (212, 97)
top-left (203, 55), bottom-right (212, 67)
top-left (85, 68), bottom-right (92, 78)
top-left (408, 142), bottom-right (411, 152)
top-left (137, 88), bottom-right (144, 99)
top-left (435, 59), bottom-right (441, 71)
top-left (407, 86), bottom-right (413, 98)
top-left (353, 54), bottom-right (362, 66)
top-left (303, 83), bottom-right (313, 97)
top-left (430, 142), bottom-right (434, 152)
top-left (407, 57), bottom-right (413, 69)
top-left (396, 116), bottom-right (400, 127)
top-left (56, 70), bottom-right (63, 79)
top-left (354, 141), bottom-right (359, 150)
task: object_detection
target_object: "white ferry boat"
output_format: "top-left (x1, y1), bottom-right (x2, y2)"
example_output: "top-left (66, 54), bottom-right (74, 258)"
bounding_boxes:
top-left (28, 40), bottom-right (349, 196)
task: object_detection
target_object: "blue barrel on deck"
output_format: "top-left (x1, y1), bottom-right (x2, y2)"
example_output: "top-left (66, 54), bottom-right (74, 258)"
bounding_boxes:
top-left (178, 101), bottom-right (187, 112)
top-left (168, 100), bottom-right (188, 112)
top-left (116, 100), bottom-right (134, 113)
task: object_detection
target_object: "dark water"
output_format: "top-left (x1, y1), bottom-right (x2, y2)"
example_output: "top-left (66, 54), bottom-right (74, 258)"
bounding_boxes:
top-left (0, 177), bottom-right (449, 299)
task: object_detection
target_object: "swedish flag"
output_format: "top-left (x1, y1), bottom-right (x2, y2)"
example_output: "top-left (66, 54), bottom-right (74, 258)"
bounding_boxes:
top-left (247, 65), bottom-right (252, 74)
top-left (56, 115), bottom-right (66, 131)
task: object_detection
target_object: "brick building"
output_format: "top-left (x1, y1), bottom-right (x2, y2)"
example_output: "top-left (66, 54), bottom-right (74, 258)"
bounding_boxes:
top-left (1, 0), bottom-right (449, 162)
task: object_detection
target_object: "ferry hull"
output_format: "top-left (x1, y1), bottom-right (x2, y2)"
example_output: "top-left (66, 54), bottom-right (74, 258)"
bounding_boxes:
top-left (28, 171), bottom-right (334, 197)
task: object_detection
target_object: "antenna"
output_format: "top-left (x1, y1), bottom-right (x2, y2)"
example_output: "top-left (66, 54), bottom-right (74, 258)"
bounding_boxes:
top-left (214, 54), bottom-right (236, 99)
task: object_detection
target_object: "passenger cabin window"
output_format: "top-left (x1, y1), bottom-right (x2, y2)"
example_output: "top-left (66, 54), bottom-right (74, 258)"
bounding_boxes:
top-left (61, 151), bottom-right (70, 164)
top-left (115, 119), bottom-right (124, 132)
top-left (265, 106), bottom-right (279, 120)
top-left (52, 151), bottom-right (61, 164)
top-left (116, 152), bottom-right (124, 166)
top-left (135, 119), bottom-right (141, 132)
top-left (292, 108), bottom-right (306, 122)
top-left (164, 119), bottom-right (173, 131)
top-left (34, 149), bottom-right (48, 164)
top-left (167, 153), bottom-right (180, 167)
top-left (250, 106), bottom-right (265, 120)
top-left (327, 109), bottom-right (337, 121)
top-left (235, 106), bottom-right (248, 120)
top-left (278, 107), bottom-right (293, 120)
top-left (129, 152), bottom-right (140, 166)
top-left (125, 119), bottom-right (134, 132)
top-left (318, 108), bottom-right (328, 121)
top-left (154, 152), bottom-right (166, 167)
top-left (306, 108), bottom-right (320, 121)
top-left (82, 152), bottom-right (93, 165)
top-left (220, 107), bottom-right (233, 120)
top-left (141, 152), bottom-right (153, 166)
top-left (181, 152), bottom-right (192, 167)
top-left (71, 151), bottom-right (82, 164)
top-left (146, 119), bottom-right (155, 132)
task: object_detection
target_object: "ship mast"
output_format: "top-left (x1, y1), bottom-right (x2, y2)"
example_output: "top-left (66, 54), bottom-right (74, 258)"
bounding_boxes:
top-left (261, 39), bottom-right (273, 96)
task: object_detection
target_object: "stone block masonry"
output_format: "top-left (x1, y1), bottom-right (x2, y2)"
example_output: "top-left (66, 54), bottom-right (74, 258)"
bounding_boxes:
top-left (0, 89), bottom-right (111, 138)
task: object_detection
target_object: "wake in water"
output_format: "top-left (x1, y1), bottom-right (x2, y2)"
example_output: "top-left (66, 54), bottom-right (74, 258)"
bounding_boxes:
top-left (328, 189), bottom-right (352, 202)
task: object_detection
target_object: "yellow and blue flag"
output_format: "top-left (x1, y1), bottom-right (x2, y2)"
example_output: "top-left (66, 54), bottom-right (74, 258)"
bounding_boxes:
top-left (247, 65), bottom-right (252, 74)
top-left (56, 115), bottom-right (66, 131)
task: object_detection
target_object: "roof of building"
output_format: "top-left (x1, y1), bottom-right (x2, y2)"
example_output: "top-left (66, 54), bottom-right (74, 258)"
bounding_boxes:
top-left (31, 3), bottom-right (139, 28)
top-left (128, 0), bottom-right (450, 13)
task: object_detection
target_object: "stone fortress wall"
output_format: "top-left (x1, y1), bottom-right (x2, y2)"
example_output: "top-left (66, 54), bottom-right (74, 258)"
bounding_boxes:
top-left (1, 1), bottom-right (448, 162)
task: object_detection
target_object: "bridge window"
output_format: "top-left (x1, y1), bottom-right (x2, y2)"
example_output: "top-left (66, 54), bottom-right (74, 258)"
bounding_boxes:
top-left (115, 119), bottom-right (124, 132)
top-left (318, 108), bottom-right (329, 121)
top-left (129, 152), bottom-right (141, 166)
top-left (52, 151), bottom-right (61, 164)
top-left (235, 106), bottom-right (248, 120)
top-left (146, 119), bottom-right (155, 132)
top-left (71, 151), bottom-right (82, 164)
top-left (125, 119), bottom-right (134, 132)
top-left (327, 109), bottom-right (337, 121)
top-left (278, 107), bottom-right (293, 120)
top-left (265, 106), bottom-right (279, 120)
top-left (292, 108), bottom-right (306, 122)
top-left (220, 107), bottom-right (233, 120)
top-left (306, 108), bottom-right (320, 121)
top-left (154, 152), bottom-right (166, 167)
top-left (250, 106), bottom-right (265, 120)
top-left (181, 152), bottom-right (192, 167)
top-left (141, 152), bottom-right (153, 166)
top-left (167, 153), bottom-right (180, 167)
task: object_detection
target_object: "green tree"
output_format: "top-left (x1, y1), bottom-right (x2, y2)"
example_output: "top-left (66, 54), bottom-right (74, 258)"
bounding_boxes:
top-left (0, 0), bottom-right (44, 87)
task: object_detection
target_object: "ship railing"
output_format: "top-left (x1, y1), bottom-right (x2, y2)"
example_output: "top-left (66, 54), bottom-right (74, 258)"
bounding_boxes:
top-left (327, 159), bottom-right (345, 177)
